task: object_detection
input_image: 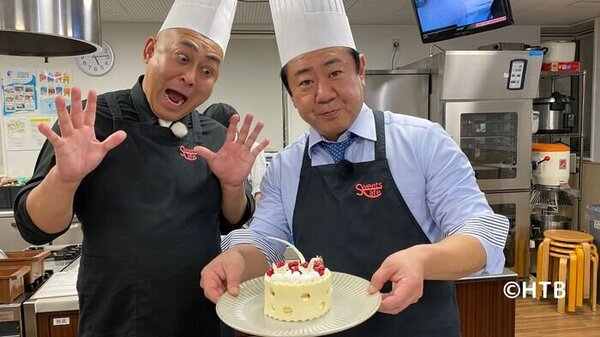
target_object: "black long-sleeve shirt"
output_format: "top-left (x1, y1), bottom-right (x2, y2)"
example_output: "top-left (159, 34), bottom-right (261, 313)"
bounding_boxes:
top-left (14, 76), bottom-right (254, 244)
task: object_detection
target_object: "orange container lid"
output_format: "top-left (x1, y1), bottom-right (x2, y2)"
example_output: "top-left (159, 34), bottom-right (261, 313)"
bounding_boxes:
top-left (532, 143), bottom-right (570, 152)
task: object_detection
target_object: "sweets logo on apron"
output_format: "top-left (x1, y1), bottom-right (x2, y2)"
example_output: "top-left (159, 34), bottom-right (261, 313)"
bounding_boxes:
top-left (180, 145), bottom-right (197, 161)
top-left (177, 116), bottom-right (202, 161)
top-left (355, 181), bottom-right (383, 199)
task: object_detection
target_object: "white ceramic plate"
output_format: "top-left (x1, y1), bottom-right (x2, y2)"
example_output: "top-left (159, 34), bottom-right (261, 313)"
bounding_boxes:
top-left (216, 272), bottom-right (381, 337)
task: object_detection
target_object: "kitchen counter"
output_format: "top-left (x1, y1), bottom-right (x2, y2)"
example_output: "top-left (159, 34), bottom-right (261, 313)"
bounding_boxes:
top-left (458, 267), bottom-right (518, 281)
top-left (24, 258), bottom-right (80, 313)
top-left (22, 258), bottom-right (80, 337)
top-left (22, 265), bottom-right (519, 310)
top-left (22, 262), bottom-right (517, 337)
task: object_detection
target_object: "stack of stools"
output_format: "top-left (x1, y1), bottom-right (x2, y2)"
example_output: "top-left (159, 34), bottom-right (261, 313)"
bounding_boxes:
top-left (536, 229), bottom-right (598, 313)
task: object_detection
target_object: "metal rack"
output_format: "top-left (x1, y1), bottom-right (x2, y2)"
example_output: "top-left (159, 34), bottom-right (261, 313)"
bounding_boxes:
top-left (533, 70), bottom-right (586, 228)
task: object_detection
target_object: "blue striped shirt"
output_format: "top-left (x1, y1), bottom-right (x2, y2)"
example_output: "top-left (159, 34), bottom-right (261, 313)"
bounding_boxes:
top-left (222, 104), bottom-right (509, 274)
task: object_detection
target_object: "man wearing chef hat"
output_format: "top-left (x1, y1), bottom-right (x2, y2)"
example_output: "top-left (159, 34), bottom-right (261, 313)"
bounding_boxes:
top-left (13, 0), bottom-right (268, 336)
top-left (201, 0), bottom-right (508, 335)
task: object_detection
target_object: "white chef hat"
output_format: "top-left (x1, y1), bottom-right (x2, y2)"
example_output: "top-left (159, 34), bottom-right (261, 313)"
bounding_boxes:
top-left (270, 0), bottom-right (356, 67)
top-left (160, 0), bottom-right (237, 55)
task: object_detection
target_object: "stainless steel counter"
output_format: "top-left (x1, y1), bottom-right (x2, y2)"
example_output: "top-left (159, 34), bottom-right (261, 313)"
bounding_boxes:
top-left (457, 267), bottom-right (518, 282)
top-left (23, 257), bottom-right (80, 337)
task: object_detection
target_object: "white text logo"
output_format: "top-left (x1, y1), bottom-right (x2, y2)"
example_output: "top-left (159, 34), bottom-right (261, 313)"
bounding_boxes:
top-left (503, 281), bottom-right (566, 299)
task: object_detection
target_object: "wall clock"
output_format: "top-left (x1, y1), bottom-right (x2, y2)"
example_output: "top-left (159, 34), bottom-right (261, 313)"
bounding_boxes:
top-left (76, 41), bottom-right (115, 76)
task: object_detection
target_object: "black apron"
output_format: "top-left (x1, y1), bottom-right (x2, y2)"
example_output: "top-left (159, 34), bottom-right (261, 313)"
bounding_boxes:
top-left (75, 92), bottom-right (223, 337)
top-left (292, 110), bottom-right (460, 337)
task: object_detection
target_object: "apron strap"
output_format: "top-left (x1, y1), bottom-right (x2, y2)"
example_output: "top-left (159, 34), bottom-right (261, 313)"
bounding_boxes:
top-left (105, 92), bottom-right (124, 121)
top-left (373, 109), bottom-right (386, 161)
top-left (104, 92), bottom-right (124, 134)
top-left (300, 134), bottom-right (312, 169)
top-left (190, 110), bottom-right (203, 145)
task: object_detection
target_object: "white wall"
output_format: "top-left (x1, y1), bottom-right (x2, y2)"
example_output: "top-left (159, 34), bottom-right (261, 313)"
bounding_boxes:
top-left (197, 36), bottom-right (284, 151)
top-left (355, 24), bottom-right (541, 69)
top-left (0, 22), bottom-right (541, 177)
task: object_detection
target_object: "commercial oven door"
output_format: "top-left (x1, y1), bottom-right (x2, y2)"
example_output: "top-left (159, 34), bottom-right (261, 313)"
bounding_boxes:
top-left (485, 191), bottom-right (531, 278)
top-left (444, 100), bottom-right (532, 192)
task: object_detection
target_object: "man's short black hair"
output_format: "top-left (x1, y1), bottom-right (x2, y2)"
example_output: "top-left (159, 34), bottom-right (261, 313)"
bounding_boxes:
top-left (203, 103), bottom-right (238, 128)
top-left (280, 48), bottom-right (361, 96)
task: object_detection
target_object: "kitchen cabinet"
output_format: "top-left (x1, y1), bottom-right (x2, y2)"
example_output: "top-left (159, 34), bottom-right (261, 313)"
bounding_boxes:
top-left (35, 310), bottom-right (78, 337)
top-left (455, 269), bottom-right (517, 337)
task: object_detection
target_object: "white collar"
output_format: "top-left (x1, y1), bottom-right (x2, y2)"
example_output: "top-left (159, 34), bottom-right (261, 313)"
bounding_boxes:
top-left (158, 118), bottom-right (188, 138)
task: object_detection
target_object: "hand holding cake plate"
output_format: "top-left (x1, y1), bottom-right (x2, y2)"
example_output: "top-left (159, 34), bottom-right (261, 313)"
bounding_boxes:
top-left (216, 237), bottom-right (381, 336)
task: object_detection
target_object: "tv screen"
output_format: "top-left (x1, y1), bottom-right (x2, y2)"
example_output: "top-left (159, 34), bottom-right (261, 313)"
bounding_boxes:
top-left (411, 0), bottom-right (514, 43)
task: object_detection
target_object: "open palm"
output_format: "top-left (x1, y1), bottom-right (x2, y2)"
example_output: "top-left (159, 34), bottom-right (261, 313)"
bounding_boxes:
top-left (194, 113), bottom-right (269, 187)
top-left (37, 87), bottom-right (127, 184)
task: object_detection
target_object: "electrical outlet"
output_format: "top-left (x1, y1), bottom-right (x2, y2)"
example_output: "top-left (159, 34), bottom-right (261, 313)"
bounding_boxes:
top-left (392, 38), bottom-right (400, 48)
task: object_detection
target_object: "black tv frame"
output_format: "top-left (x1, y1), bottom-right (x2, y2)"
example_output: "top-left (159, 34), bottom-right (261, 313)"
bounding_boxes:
top-left (411, 0), bottom-right (514, 44)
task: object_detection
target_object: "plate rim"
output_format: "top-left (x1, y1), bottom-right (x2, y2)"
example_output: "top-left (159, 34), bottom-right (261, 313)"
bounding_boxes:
top-left (216, 271), bottom-right (381, 337)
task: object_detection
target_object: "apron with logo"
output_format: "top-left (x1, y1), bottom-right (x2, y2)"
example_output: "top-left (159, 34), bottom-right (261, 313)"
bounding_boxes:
top-left (75, 92), bottom-right (223, 337)
top-left (292, 110), bottom-right (460, 337)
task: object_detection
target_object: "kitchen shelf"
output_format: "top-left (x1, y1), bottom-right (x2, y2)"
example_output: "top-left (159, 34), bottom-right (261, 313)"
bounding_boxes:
top-left (535, 70), bottom-right (586, 228)
top-left (540, 70), bottom-right (585, 78)
top-left (532, 133), bottom-right (583, 138)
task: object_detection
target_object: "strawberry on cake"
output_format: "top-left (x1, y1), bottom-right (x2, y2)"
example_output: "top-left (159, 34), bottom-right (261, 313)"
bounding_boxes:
top-left (264, 257), bottom-right (332, 321)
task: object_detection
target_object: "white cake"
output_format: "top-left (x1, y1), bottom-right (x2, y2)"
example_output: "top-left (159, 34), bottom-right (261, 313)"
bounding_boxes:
top-left (264, 257), bottom-right (332, 321)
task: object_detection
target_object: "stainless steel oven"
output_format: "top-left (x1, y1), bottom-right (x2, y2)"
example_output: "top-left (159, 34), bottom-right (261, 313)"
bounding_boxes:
top-left (444, 100), bottom-right (532, 192)
top-left (403, 50), bottom-right (543, 278)
top-left (484, 191), bottom-right (531, 278)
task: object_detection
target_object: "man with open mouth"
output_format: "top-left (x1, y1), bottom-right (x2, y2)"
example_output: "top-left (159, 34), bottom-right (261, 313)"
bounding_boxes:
top-left (13, 0), bottom-right (268, 336)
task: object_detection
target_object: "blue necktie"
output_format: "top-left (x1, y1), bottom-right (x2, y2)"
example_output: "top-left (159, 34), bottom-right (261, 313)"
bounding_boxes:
top-left (320, 134), bottom-right (356, 163)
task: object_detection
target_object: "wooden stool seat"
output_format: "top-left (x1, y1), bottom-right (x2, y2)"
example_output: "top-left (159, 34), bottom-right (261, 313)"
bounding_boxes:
top-left (536, 234), bottom-right (598, 313)
top-left (544, 229), bottom-right (594, 243)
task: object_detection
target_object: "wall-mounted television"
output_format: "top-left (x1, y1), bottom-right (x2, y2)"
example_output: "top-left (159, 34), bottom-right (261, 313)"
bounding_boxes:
top-left (411, 0), bottom-right (514, 44)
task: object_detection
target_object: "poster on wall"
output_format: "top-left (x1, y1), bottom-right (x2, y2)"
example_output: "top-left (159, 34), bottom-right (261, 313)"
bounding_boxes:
top-left (2, 69), bottom-right (38, 116)
top-left (4, 116), bottom-right (55, 151)
top-left (0, 68), bottom-right (73, 176)
top-left (38, 69), bottom-right (72, 114)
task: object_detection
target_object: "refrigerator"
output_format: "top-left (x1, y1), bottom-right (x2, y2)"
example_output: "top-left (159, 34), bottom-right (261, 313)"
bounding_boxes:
top-left (415, 50), bottom-right (542, 278)
top-left (364, 69), bottom-right (430, 119)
